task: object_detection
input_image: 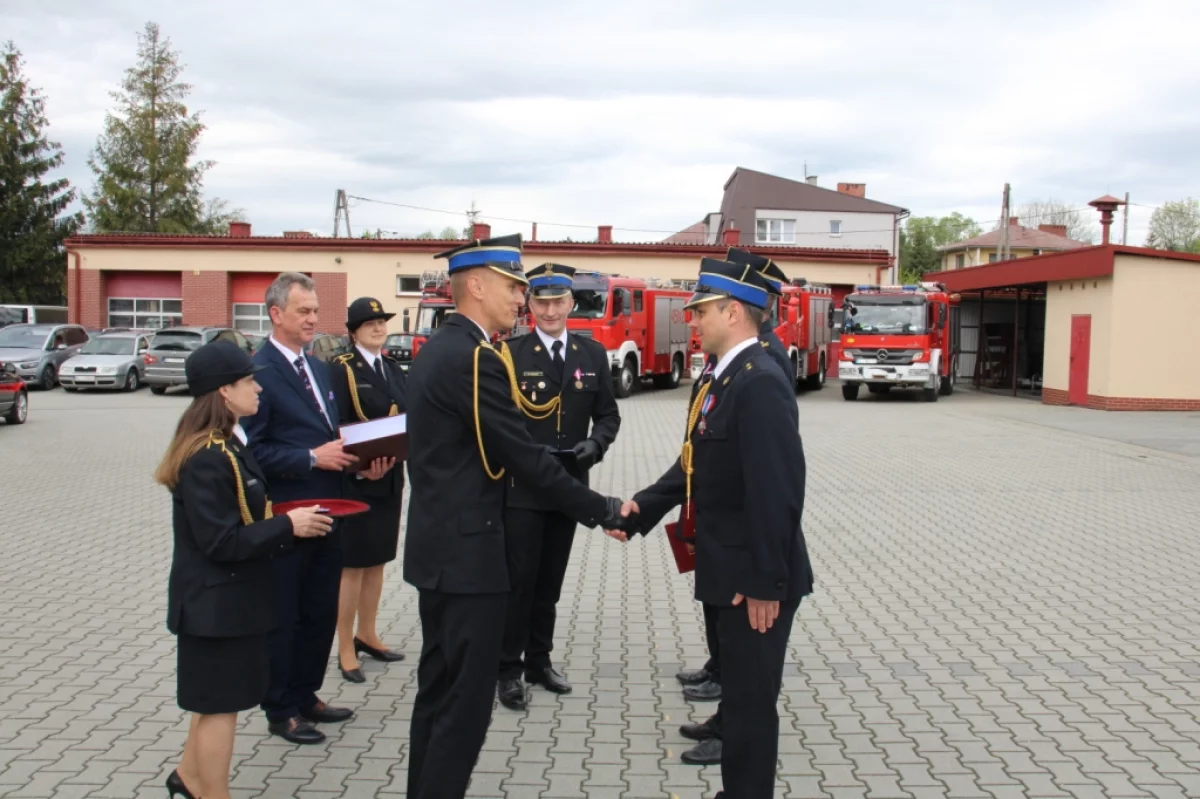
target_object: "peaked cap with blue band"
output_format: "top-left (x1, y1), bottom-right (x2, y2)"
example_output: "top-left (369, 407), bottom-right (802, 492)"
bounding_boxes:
top-left (525, 263), bottom-right (576, 298)
top-left (435, 232), bottom-right (528, 285)
top-left (725, 247), bottom-right (789, 295)
top-left (684, 257), bottom-right (773, 311)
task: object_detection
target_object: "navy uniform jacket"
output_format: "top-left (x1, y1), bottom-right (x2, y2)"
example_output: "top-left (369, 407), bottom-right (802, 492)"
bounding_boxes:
top-left (505, 330), bottom-right (621, 510)
top-left (167, 434), bottom-right (294, 638)
top-left (704, 319), bottom-right (793, 386)
top-left (402, 315), bottom-right (615, 595)
top-left (243, 343), bottom-right (343, 503)
top-left (633, 344), bottom-right (812, 606)
top-left (329, 350), bottom-right (407, 499)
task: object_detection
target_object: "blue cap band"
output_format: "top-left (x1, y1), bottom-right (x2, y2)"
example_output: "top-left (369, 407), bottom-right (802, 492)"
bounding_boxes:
top-left (529, 274), bottom-right (573, 290)
top-left (447, 247), bottom-right (522, 272)
top-left (695, 272), bottom-right (769, 309)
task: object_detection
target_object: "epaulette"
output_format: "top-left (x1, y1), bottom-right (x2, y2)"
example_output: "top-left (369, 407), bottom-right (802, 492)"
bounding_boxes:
top-left (334, 352), bottom-right (354, 365)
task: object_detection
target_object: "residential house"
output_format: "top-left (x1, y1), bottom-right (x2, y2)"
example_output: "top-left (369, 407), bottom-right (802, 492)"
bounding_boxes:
top-left (939, 218), bottom-right (1089, 271)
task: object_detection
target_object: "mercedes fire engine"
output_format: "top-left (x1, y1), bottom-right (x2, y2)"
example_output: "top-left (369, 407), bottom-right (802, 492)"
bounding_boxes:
top-left (566, 272), bottom-right (691, 397)
top-left (688, 279), bottom-right (834, 391)
top-left (837, 282), bottom-right (961, 402)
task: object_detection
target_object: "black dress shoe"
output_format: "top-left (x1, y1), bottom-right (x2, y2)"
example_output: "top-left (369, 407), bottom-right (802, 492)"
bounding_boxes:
top-left (675, 667), bottom-right (712, 686)
top-left (340, 665), bottom-right (366, 683)
top-left (166, 770), bottom-right (196, 798)
top-left (268, 718), bottom-right (326, 745)
top-left (300, 700), bottom-right (354, 724)
top-left (498, 678), bottom-right (528, 710)
top-left (525, 665), bottom-right (572, 694)
top-left (682, 679), bottom-right (722, 702)
top-left (681, 737), bottom-right (722, 765)
top-left (354, 637), bottom-right (406, 662)
top-left (680, 716), bottom-right (720, 741)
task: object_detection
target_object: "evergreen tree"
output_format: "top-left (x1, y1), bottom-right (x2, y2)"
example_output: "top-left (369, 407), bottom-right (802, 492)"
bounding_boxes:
top-left (0, 42), bottom-right (81, 304)
top-left (85, 22), bottom-right (239, 233)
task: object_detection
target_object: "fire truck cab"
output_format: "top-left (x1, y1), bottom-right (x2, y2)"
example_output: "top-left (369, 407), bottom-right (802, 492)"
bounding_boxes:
top-left (837, 282), bottom-right (961, 402)
top-left (567, 272), bottom-right (691, 398)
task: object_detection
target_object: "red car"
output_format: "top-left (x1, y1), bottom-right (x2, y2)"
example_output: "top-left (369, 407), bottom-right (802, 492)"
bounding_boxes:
top-left (0, 361), bottom-right (29, 425)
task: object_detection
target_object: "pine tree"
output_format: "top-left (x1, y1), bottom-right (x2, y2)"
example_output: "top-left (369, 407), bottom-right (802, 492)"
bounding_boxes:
top-left (0, 42), bottom-right (81, 304)
top-left (85, 22), bottom-right (239, 234)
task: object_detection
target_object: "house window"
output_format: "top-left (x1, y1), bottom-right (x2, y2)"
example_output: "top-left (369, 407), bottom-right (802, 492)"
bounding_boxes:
top-left (830, 220), bottom-right (842, 236)
top-left (107, 298), bottom-right (183, 330)
top-left (955, 254), bottom-right (965, 269)
top-left (989, 253), bottom-right (999, 263)
top-left (755, 218), bottom-right (795, 244)
top-left (232, 303), bottom-right (271, 332)
top-left (396, 275), bottom-right (421, 294)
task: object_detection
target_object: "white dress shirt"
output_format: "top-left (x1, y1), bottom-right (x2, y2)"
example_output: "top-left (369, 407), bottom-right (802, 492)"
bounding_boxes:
top-left (270, 335), bottom-right (332, 425)
top-left (232, 423), bottom-right (248, 445)
top-left (535, 326), bottom-right (569, 358)
top-left (356, 344), bottom-right (386, 379)
top-left (711, 335), bottom-right (760, 382)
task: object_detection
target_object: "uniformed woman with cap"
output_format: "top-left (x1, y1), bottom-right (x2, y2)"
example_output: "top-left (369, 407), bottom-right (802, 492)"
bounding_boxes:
top-left (155, 340), bottom-right (333, 799)
top-left (330, 297), bottom-right (407, 682)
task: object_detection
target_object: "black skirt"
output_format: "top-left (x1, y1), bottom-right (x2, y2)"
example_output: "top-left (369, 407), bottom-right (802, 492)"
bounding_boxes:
top-left (341, 493), bottom-right (402, 568)
top-left (177, 633), bottom-right (270, 714)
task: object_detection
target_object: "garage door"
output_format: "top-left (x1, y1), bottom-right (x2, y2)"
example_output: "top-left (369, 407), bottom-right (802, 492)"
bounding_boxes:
top-left (105, 272), bottom-right (183, 329)
top-left (231, 273), bottom-right (279, 332)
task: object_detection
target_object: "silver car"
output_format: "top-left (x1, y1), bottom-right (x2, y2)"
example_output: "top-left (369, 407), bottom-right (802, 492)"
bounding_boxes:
top-left (59, 333), bottom-right (152, 391)
top-left (0, 323), bottom-right (89, 390)
top-left (144, 327), bottom-right (253, 394)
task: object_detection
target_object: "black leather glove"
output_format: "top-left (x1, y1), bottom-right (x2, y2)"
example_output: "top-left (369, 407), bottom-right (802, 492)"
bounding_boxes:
top-left (599, 497), bottom-right (640, 536)
top-left (572, 438), bottom-right (602, 470)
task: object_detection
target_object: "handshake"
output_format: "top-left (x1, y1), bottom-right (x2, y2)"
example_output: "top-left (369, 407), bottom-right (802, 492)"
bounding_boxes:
top-left (599, 498), bottom-right (642, 543)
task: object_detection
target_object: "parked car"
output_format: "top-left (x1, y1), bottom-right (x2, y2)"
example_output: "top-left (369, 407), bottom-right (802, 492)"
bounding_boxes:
top-left (59, 332), bottom-right (153, 391)
top-left (307, 333), bottom-right (350, 363)
top-left (144, 326), bottom-right (253, 394)
top-left (242, 331), bottom-right (268, 353)
top-left (383, 333), bottom-right (415, 371)
top-left (0, 323), bottom-right (89, 389)
top-left (0, 362), bottom-right (28, 425)
top-left (0, 304), bottom-right (69, 327)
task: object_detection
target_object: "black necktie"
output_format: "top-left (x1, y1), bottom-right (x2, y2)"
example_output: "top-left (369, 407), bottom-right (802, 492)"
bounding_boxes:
top-left (551, 340), bottom-right (564, 372)
top-left (293, 356), bottom-right (327, 422)
top-left (374, 357), bottom-right (385, 382)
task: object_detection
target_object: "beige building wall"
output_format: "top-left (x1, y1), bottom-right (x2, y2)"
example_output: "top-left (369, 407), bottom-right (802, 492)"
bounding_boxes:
top-left (1107, 254), bottom-right (1200, 400)
top-left (73, 245), bottom-right (885, 334)
top-left (1042, 276), bottom-right (1114, 397)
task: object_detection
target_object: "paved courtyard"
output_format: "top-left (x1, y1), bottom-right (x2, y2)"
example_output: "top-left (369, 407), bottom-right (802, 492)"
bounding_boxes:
top-left (2, 382), bottom-right (1199, 799)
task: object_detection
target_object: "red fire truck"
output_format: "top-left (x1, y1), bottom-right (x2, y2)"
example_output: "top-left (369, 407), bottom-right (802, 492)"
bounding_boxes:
top-left (566, 272), bottom-right (691, 397)
top-left (688, 279), bottom-right (833, 392)
top-left (836, 282), bottom-right (961, 402)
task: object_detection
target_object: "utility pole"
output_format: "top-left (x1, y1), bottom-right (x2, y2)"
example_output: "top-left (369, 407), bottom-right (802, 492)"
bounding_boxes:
top-left (333, 189), bottom-right (352, 238)
top-left (1122, 191), bottom-right (1130, 245)
top-left (464, 199), bottom-right (481, 239)
top-left (999, 183), bottom-right (1011, 262)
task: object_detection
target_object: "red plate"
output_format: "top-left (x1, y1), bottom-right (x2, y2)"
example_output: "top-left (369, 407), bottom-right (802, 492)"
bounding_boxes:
top-left (272, 499), bottom-right (371, 518)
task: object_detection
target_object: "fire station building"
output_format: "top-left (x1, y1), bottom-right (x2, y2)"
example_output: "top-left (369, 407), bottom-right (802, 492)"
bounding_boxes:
top-left (63, 221), bottom-right (891, 339)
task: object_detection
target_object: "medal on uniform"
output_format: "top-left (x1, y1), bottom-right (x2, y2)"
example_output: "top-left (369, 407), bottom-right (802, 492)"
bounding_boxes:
top-left (573, 368), bottom-right (583, 390)
top-left (538, 381), bottom-right (546, 389)
top-left (698, 394), bottom-right (715, 433)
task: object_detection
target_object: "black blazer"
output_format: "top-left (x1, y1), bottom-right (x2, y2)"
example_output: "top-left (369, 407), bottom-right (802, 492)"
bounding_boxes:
top-left (634, 344), bottom-right (813, 607)
top-left (330, 349), bottom-right (408, 499)
top-left (402, 315), bottom-right (612, 594)
top-left (242, 341), bottom-right (343, 503)
top-left (505, 330), bottom-right (621, 510)
top-left (167, 434), bottom-right (294, 638)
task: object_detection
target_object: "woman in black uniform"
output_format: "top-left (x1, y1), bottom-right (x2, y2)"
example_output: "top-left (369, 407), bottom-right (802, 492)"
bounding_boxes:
top-left (331, 297), bottom-right (407, 682)
top-left (155, 340), bottom-right (332, 799)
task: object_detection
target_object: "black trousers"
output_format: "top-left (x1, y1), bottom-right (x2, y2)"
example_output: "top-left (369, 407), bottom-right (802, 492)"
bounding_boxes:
top-left (261, 528), bottom-right (342, 724)
top-left (408, 590), bottom-right (507, 799)
top-left (716, 597), bottom-right (801, 799)
top-left (499, 507), bottom-right (576, 680)
top-left (702, 601), bottom-right (722, 682)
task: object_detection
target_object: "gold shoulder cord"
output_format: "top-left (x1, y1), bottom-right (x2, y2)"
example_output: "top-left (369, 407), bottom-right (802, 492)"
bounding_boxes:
top-left (679, 381), bottom-right (712, 519)
top-left (473, 340), bottom-right (561, 481)
top-left (341, 355), bottom-right (400, 421)
top-left (206, 429), bottom-right (273, 525)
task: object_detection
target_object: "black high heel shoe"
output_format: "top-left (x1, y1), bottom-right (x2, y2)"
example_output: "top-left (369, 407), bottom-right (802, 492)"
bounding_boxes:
top-left (354, 637), bottom-right (405, 662)
top-left (166, 770), bottom-right (196, 798)
top-left (340, 659), bottom-right (366, 683)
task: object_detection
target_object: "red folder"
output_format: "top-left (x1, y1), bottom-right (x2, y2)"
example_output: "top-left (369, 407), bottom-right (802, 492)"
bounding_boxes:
top-left (665, 504), bottom-right (697, 574)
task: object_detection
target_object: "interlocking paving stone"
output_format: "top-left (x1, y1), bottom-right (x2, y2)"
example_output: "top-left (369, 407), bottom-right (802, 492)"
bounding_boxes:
top-left (2, 387), bottom-right (1199, 797)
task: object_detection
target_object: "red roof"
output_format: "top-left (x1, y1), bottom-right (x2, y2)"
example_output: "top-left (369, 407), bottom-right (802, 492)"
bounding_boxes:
top-left (64, 232), bottom-right (891, 265)
top-left (939, 222), bottom-right (1090, 253)
top-left (923, 244), bottom-right (1200, 292)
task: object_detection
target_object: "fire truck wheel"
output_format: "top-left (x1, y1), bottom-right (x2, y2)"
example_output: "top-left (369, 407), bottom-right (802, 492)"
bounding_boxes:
top-left (939, 369), bottom-right (956, 396)
top-left (615, 356), bottom-right (637, 398)
top-left (805, 354), bottom-right (827, 390)
top-left (922, 383), bottom-right (939, 402)
top-left (841, 383), bottom-right (860, 401)
top-left (654, 354), bottom-right (683, 390)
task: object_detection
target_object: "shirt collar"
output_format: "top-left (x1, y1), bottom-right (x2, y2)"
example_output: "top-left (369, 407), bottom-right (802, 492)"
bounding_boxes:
top-left (270, 335), bottom-right (304, 364)
top-left (232, 423), bottom-right (247, 445)
top-left (356, 344), bottom-right (381, 366)
top-left (712, 335), bottom-right (760, 381)
top-left (535, 326), bottom-right (569, 353)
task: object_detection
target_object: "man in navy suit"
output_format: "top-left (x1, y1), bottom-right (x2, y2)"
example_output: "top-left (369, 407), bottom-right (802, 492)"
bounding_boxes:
top-left (243, 272), bottom-right (358, 745)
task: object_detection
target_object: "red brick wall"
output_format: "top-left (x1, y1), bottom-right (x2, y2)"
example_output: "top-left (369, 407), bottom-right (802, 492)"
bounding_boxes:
top-left (1042, 387), bottom-right (1200, 411)
top-left (182, 271), bottom-right (231, 327)
top-left (312, 272), bottom-right (348, 335)
top-left (68, 270), bottom-right (104, 328)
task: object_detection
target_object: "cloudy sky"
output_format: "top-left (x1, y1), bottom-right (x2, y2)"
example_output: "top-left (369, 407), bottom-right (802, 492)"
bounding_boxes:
top-left (10, 0), bottom-right (1199, 244)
